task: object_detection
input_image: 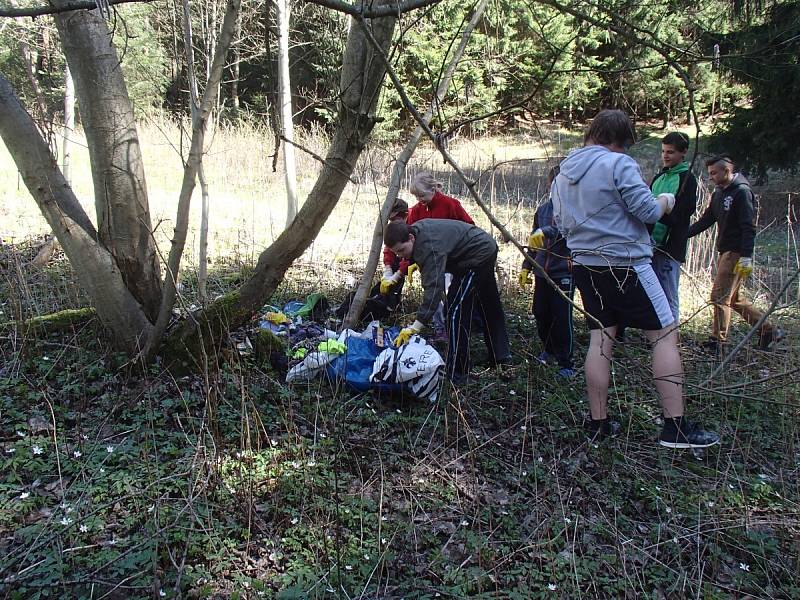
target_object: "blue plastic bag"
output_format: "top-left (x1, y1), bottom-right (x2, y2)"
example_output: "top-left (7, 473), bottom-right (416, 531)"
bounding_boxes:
top-left (327, 333), bottom-right (403, 394)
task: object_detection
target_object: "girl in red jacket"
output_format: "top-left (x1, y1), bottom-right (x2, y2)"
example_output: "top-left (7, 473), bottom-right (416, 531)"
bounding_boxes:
top-left (381, 172), bottom-right (475, 340)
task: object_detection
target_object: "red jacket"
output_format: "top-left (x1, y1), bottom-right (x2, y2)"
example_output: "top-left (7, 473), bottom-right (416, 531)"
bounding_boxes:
top-left (383, 190), bottom-right (474, 271)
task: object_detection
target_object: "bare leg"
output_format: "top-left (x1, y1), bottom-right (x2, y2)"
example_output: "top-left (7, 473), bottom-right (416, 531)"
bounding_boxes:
top-left (644, 326), bottom-right (684, 418)
top-left (585, 326), bottom-right (616, 420)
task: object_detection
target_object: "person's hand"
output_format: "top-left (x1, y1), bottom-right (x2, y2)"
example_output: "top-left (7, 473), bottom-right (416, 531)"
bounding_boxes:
top-left (407, 263), bottom-right (420, 281)
top-left (734, 257), bottom-right (753, 278)
top-left (658, 193), bottom-right (676, 214)
top-left (527, 229), bottom-right (545, 250)
top-left (394, 321), bottom-right (423, 346)
top-left (518, 268), bottom-right (531, 286)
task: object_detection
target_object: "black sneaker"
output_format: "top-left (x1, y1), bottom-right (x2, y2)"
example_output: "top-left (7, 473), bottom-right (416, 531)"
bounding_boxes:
top-left (758, 327), bottom-right (785, 350)
top-left (659, 420), bottom-right (720, 449)
top-left (585, 418), bottom-right (621, 441)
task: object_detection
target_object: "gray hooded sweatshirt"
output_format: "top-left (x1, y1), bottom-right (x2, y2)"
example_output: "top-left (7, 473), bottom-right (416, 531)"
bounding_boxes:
top-left (551, 145), bottom-right (665, 267)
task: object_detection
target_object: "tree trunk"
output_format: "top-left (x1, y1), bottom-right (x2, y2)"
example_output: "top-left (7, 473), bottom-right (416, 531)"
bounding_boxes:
top-left (230, 8), bottom-right (241, 112)
top-left (0, 75), bottom-right (153, 352)
top-left (53, 3), bottom-right (162, 321)
top-left (62, 65), bottom-right (74, 185)
top-left (342, 0), bottom-right (489, 330)
top-left (277, 0), bottom-right (299, 227)
top-left (144, 0), bottom-right (243, 360)
top-left (181, 0), bottom-right (212, 302)
top-left (165, 3), bottom-right (397, 365)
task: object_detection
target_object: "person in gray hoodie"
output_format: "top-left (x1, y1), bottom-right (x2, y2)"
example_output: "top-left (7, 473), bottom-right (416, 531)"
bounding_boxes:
top-left (384, 219), bottom-right (510, 384)
top-left (551, 109), bottom-right (719, 449)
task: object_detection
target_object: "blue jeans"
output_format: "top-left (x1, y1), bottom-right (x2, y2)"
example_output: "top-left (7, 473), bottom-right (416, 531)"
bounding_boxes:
top-left (652, 253), bottom-right (680, 324)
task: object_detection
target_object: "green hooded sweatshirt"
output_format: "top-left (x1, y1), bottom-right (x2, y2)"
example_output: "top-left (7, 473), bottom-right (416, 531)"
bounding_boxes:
top-left (650, 162), bottom-right (689, 244)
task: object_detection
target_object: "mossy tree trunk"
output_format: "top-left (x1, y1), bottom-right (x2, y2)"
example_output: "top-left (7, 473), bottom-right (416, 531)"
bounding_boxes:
top-left (0, 75), bottom-right (154, 352)
top-left (164, 3), bottom-right (397, 363)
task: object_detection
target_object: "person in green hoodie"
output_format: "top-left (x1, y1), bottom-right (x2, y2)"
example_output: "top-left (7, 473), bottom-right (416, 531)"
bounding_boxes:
top-left (649, 132), bottom-right (698, 324)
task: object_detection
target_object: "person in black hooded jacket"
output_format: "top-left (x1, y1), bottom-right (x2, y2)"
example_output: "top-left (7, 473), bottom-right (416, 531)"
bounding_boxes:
top-left (688, 155), bottom-right (782, 351)
top-left (518, 166), bottom-right (575, 378)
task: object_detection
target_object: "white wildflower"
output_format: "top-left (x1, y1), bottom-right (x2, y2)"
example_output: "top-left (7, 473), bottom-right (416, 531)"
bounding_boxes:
top-left (32, 445), bottom-right (43, 455)
top-left (6, 447), bottom-right (15, 454)
top-left (460, 520), bottom-right (469, 526)
top-left (345, 565), bottom-right (353, 571)
top-left (291, 461), bottom-right (301, 468)
top-left (79, 524), bottom-right (89, 533)
top-left (60, 516), bottom-right (73, 526)
top-left (160, 589), bottom-right (167, 597)
top-left (73, 450), bottom-right (82, 458)
top-left (548, 583), bottom-right (557, 591)
top-left (307, 460), bottom-right (316, 467)
top-left (19, 492), bottom-right (30, 500)
top-left (290, 517), bottom-right (299, 525)
top-left (665, 507), bottom-right (672, 514)
top-left (739, 563), bottom-right (750, 572)
top-left (16, 431), bottom-right (25, 438)
top-left (106, 445), bottom-right (114, 453)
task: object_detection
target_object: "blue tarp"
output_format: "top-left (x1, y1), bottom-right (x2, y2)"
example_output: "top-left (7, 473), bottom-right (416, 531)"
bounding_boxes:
top-left (327, 331), bottom-right (402, 394)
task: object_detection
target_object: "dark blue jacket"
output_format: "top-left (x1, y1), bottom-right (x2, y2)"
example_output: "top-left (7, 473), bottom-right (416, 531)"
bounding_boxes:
top-left (522, 200), bottom-right (571, 280)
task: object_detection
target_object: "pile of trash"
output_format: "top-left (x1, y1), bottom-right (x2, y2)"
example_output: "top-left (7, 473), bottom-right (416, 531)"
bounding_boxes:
top-left (242, 295), bottom-right (444, 402)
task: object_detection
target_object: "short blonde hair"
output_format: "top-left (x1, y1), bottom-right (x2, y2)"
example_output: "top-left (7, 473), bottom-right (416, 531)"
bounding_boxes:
top-left (409, 172), bottom-right (442, 196)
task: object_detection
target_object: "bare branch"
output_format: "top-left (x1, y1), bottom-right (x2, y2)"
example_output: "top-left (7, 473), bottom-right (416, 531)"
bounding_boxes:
top-left (301, 0), bottom-right (442, 18)
top-left (0, 0), bottom-right (154, 18)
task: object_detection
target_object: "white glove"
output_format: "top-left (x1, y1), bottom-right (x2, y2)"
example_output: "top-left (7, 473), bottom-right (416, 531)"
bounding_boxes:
top-left (382, 266), bottom-right (394, 280)
top-left (658, 193), bottom-right (676, 215)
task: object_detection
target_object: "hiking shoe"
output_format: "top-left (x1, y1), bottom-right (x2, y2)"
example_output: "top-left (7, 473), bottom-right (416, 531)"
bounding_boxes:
top-left (557, 367), bottom-right (576, 379)
top-left (585, 418), bottom-right (621, 442)
top-left (659, 420), bottom-right (720, 449)
top-left (758, 327), bottom-right (785, 350)
top-left (535, 351), bottom-right (552, 365)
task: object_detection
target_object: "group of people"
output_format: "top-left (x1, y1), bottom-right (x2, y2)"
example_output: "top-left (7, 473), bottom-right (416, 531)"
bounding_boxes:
top-left (378, 109), bottom-right (783, 450)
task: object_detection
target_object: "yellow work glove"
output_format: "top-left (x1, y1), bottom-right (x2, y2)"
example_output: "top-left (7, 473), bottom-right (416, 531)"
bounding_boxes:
top-left (734, 257), bottom-right (753, 278)
top-left (407, 263), bottom-right (420, 281)
top-left (527, 229), bottom-right (545, 250)
top-left (518, 268), bottom-right (531, 286)
top-left (380, 278), bottom-right (396, 295)
top-left (394, 321), bottom-right (423, 346)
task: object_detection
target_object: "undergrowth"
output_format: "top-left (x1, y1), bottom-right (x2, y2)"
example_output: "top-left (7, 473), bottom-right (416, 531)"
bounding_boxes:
top-left (0, 244), bottom-right (798, 599)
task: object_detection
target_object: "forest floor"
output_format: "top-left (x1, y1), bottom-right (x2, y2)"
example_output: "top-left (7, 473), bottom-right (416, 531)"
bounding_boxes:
top-left (0, 238), bottom-right (798, 599)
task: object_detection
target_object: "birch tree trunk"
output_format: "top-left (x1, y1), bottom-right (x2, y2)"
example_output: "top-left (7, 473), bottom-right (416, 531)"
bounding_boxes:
top-left (277, 0), bottom-right (298, 226)
top-left (53, 3), bottom-right (163, 321)
top-left (342, 0), bottom-right (489, 329)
